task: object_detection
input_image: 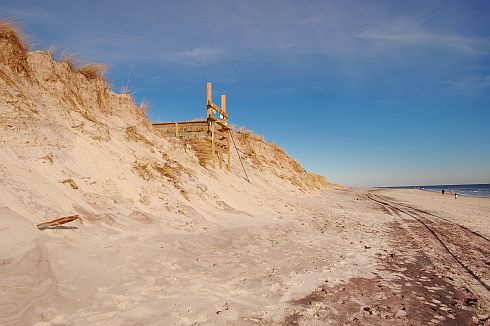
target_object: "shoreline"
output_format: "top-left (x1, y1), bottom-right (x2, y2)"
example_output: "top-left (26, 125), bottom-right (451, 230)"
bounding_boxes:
top-left (376, 186), bottom-right (490, 199)
top-left (422, 188), bottom-right (490, 199)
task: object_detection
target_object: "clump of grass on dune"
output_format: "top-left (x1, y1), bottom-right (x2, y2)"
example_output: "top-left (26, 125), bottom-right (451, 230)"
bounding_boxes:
top-left (133, 157), bottom-right (192, 200)
top-left (0, 20), bottom-right (30, 51)
top-left (236, 127), bottom-right (265, 143)
top-left (46, 45), bottom-right (56, 59)
top-left (120, 84), bottom-right (133, 95)
top-left (0, 19), bottom-right (116, 90)
top-left (125, 126), bottom-right (153, 146)
top-left (78, 63), bottom-right (107, 80)
top-left (60, 51), bottom-right (78, 71)
top-left (0, 19), bottom-right (31, 77)
top-left (139, 99), bottom-right (149, 115)
top-left (60, 51), bottom-right (108, 81)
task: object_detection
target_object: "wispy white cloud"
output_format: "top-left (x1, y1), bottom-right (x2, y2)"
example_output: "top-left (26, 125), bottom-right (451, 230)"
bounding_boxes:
top-left (356, 17), bottom-right (488, 55)
top-left (445, 75), bottom-right (490, 91)
top-left (171, 47), bottom-right (228, 66)
top-left (0, 5), bottom-right (53, 22)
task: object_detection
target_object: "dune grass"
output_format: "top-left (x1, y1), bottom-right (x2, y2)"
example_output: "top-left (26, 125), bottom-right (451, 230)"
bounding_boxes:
top-left (60, 51), bottom-right (78, 71)
top-left (0, 20), bottom-right (30, 52)
top-left (139, 99), bottom-right (149, 114)
top-left (125, 126), bottom-right (153, 146)
top-left (60, 51), bottom-right (108, 81)
top-left (0, 20), bottom-right (31, 77)
top-left (78, 63), bottom-right (107, 80)
top-left (46, 45), bottom-right (56, 59)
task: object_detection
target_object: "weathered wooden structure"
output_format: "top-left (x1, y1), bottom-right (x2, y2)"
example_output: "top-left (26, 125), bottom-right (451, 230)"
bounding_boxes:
top-left (152, 82), bottom-right (231, 170)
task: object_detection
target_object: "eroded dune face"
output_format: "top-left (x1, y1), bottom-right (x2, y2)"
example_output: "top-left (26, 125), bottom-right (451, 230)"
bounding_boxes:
top-left (0, 22), bottom-right (328, 226)
top-left (0, 22), bottom-right (330, 325)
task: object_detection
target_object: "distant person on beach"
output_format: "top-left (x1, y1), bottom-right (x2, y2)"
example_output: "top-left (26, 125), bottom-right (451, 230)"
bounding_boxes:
top-left (455, 193), bottom-right (458, 199)
top-left (442, 189), bottom-right (445, 195)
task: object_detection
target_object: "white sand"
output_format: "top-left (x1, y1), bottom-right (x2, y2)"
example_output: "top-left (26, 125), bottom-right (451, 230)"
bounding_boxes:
top-left (2, 185), bottom-right (488, 325)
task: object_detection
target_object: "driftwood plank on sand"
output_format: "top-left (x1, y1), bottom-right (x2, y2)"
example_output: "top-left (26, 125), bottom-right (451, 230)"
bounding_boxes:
top-left (36, 214), bottom-right (80, 230)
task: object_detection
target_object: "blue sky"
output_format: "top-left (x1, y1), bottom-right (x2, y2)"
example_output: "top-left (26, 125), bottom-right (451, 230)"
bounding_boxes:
top-left (2, 0), bottom-right (489, 187)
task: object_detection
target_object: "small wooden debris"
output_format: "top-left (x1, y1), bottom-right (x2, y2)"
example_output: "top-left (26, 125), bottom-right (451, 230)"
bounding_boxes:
top-left (61, 178), bottom-right (79, 189)
top-left (37, 214), bottom-right (80, 230)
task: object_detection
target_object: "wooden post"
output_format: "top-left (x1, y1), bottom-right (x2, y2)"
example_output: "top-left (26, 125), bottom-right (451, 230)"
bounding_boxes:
top-left (221, 146), bottom-right (224, 169)
top-left (175, 122), bottom-right (179, 137)
top-left (206, 82), bottom-right (212, 119)
top-left (211, 122), bottom-right (215, 168)
top-left (221, 94), bottom-right (226, 121)
top-left (227, 130), bottom-right (231, 172)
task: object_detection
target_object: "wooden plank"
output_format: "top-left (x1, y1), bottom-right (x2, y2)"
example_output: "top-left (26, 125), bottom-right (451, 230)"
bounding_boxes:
top-left (218, 149), bottom-right (223, 169)
top-left (154, 126), bottom-right (210, 135)
top-left (154, 128), bottom-right (176, 134)
top-left (227, 130), bottom-right (231, 172)
top-left (211, 123), bottom-right (215, 168)
top-left (155, 125), bottom-right (209, 133)
top-left (37, 215), bottom-right (80, 230)
top-left (179, 125), bottom-right (209, 133)
top-left (152, 120), bottom-right (208, 127)
top-left (178, 131), bottom-right (211, 138)
top-left (207, 102), bottom-right (229, 119)
top-left (206, 82), bottom-right (212, 104)
top-left (153, 118), bottom-right (225, 128)
top-left (221, 94), bottom-right (226, 118)
top-left (158, 131), bottom-right (211, 138)
top-left (207, 116), bottom-right (229, 129)
top-left (207, 82), bottom-right (212, 118)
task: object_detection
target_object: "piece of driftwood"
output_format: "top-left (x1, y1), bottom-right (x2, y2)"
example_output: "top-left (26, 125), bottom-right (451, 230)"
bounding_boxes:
top-left (37, 214), bottom-right (80, 230)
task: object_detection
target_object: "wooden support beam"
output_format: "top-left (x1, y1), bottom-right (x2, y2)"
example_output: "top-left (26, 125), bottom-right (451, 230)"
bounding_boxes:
top-left (227, 130), bottom-right (231, 172)
top-left (211, 122), bottom-right (215, 168)
top-left (207, 102), bottom-right (229, 119)
top-left (206, 82), bottom-right (212, 104)
top-left (207, 82), bottom-right (212, 118)
top-left (218, 149), bottom-right (223, 169)
top-left (221, 94), bottom-right (226, 120)
top-left (207, 116), bottom-right (229, 129)
top-left (153, 120), bottom-right (207, 127)
top-left (178, 131), bottom-right (211, 138)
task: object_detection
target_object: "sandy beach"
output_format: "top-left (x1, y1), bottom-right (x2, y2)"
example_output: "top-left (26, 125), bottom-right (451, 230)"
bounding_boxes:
top-left (1, 187), bottom-right (489, 325)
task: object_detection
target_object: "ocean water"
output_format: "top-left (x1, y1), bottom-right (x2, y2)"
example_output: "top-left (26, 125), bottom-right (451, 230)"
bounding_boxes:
top-left (390, 184), bottom-right (490, 198)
